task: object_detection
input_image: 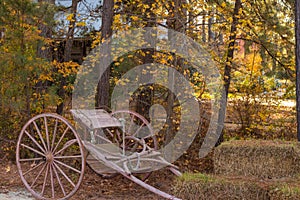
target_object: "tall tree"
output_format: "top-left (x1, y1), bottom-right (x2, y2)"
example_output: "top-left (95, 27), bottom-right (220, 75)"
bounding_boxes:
top-left (37, 0), bottom-right (55, 60)
top-left (165, 0), bottom-right (188, 143)
top-left (223, 0), bottom-right (241, 98)
top-left (296, 0), bottom-right (300, 141)
top-left (217, 0), bottom-right (242, 144)
top-left (96, 0), bottom-right (114, 108)
top-left (56, 0), bottom-right (79, 114)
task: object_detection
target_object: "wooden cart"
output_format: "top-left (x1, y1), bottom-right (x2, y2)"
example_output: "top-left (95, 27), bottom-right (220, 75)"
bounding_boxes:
top-left (16, 109), bottom-right (181, 200)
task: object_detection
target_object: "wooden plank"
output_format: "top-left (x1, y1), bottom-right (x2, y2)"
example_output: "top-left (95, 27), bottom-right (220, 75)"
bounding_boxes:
top-left (86, 154), bottom-right (117, 174)
top-left (71, 109), bottom-right (122, 129)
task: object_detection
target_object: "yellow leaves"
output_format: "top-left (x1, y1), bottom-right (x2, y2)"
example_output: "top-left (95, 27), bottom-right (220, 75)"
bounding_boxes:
top-left (66, 13), bottom-right (75, 22)
top-left (76, 21), bottom-right (86, 27)
top-left (5, 165), bottom-right (10, 173)
top-left (52, 60), bottom-right (79, 77)
top-left (142, 69), bottom-right (147, 74)
top-left (91, 32), bottom-right (101, 48)
top-left (114, 14), bottom-right (121, 22)
top-left (238, 8), bottom-right (243, 15)
top-left (276, 52), bottom-right (282, 57)
top-left (116, 78), bottom-right (130, 86)
top-left (130, 15), bottom-right (139, 21)
top-left (137, 3), bottom-right (150, 9)
top-left (39, 74), bottom-right (53, 82)
top-left (4, 47), bottom-right (9, 53)
top-left (160, 58), bottom-right (168, 64)
top-left (114, 4), bottom-right (119, 9)
top-left (167, 55), bottom-right (173, 61)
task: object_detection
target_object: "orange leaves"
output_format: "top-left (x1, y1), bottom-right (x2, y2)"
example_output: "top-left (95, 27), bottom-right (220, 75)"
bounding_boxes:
top-left (66, 13), bottom-right (75, 22)
top-left (52, 60), bottom-right (79, 77)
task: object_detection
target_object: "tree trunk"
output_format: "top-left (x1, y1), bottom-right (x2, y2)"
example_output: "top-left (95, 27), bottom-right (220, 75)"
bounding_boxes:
top-left (202, 11), bottom-right (206, 43)
top-left (208, 15), bottom-right (214, 42)
top-left (37, 0), bottom-right (55, 60)
top-left (95, 0), bottom-right (114, 108)
top-left (295, 0), bottom-right (300, 141)
top-left (36, 0), bottom-right (55, 111)
top-left (56, 0), bottom-right (78, 114)
top-left (217, 0), bottom-right (242, 145)
top-left (165, 0), bottom-right (187, 144)
top-left (223, 0), bottom-right (241, 99)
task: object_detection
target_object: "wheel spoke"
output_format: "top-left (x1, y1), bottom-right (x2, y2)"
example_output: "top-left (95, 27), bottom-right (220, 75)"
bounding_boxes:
top-left (24, 130), bottom-right (46, 154)
top-left (21, 143), bottom-right (45, 157)
top-left (97, 129), bottom-right (114, 143)
top-left (44, 117), bottom-right (50, 151)
top-left (106, 128), bottom-right (114, 138)
top-left (51, 119), bottom-right (58, 152)
top-left (33, 121), bottom-right (48, 152)
top-left (23, 161), bottom-right (45, 176)
top-left (52, 127), bottom-right (70, 154)
top-left (54, 139), bottom-right (77, 156)
top-left (132, 123), bottom-right (145, 137)
top-left (19, 157), bottom-right (44, 162)
top-left (41, 163), bottom-right (49, 196)
top-left (49, 164), bottom-right (55, 198)
top-left (116, 129), bottom-right (122, 143)
top-left (54, 155), bottom-right (82, 159)
top-left (127, 114), bottom-right (135, 135)
top-left (53, 162), bottom-right (75, 187)
top-left (54, 159), bottom-right (81, 174)
top-left (31, 162), bottom-right (47, 188)
top-left (52, 163), bottom-right (66, 196)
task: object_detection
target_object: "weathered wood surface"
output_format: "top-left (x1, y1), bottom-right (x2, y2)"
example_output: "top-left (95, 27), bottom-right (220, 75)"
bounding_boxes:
top-left (71, 109), bottom-right (122, 129)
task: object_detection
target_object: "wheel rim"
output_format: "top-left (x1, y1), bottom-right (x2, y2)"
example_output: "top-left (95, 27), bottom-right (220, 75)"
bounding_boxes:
top-left (110, 110), bottom-right (157, 180)
top-left (16, 113), bottom-right (85, 200)
top-left (110, 110), bottom-right (158, 152)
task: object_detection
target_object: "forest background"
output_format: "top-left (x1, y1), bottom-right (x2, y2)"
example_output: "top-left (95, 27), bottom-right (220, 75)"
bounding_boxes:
top-left (0, 0), bottom-right (298, 160)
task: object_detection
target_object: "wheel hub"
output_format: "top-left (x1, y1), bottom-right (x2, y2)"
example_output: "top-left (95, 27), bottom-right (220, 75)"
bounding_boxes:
top-left (45, 152), bottom-right (54, 163)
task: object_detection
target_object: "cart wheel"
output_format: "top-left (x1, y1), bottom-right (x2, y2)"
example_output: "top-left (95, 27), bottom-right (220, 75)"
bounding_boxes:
top-left (16, 113), bottom-right (85, 200)
top-left (110, 110), bottom-right (158, 180)
top-left (110, 110), bottom-right (157, 152)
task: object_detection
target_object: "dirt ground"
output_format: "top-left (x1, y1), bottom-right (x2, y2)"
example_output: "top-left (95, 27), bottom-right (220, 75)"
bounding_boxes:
top-left (0, 139), bottom-right (213, 200)
top-left (0, 162), bottom-right (172, 199)
top-left (0, 114), bottom-right (214, 200)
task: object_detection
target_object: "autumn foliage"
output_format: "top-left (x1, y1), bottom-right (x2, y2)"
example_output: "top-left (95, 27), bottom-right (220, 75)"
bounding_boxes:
top-left (0, 0), bottom-right (297, 160)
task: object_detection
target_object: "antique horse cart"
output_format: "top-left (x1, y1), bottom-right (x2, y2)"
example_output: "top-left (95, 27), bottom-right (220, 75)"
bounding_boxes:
top-left (16, 109), bottom-right (182, 200)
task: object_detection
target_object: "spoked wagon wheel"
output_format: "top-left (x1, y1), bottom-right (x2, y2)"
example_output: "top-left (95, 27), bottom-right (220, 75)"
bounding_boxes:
top-left (110, 110), bottom-right (158, 180)
top-left (16, 113), bottom-right (85, 200)
top-left (110, 110), bottom-right (158, 153)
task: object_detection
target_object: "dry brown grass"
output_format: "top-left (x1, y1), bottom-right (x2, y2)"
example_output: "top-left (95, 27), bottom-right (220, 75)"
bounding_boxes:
top-left (173, 173), bottom-right (300, 200)
top-left (214, 140), bottom-right (300, 179)
top-left (173, 173), bottom-right (269, 200)
top-left (173, 140), bottom-right (300, 200)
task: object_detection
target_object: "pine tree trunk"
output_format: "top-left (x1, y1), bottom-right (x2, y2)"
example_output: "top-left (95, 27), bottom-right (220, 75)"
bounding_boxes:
top-left (37, 0), bottom-right (55, 60)
top-left (96, 0), bottom-right (114, 108)
top-left (56, 0), bottom-right (78, 114)
top-left (165, 0), bottom-right (187, 144)
top-left (217, 0), bottom-right (242, 145)
top-left (202, 11), bottom-right (206, 43)
top-left (295, 0), bottom-right (300, 141)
